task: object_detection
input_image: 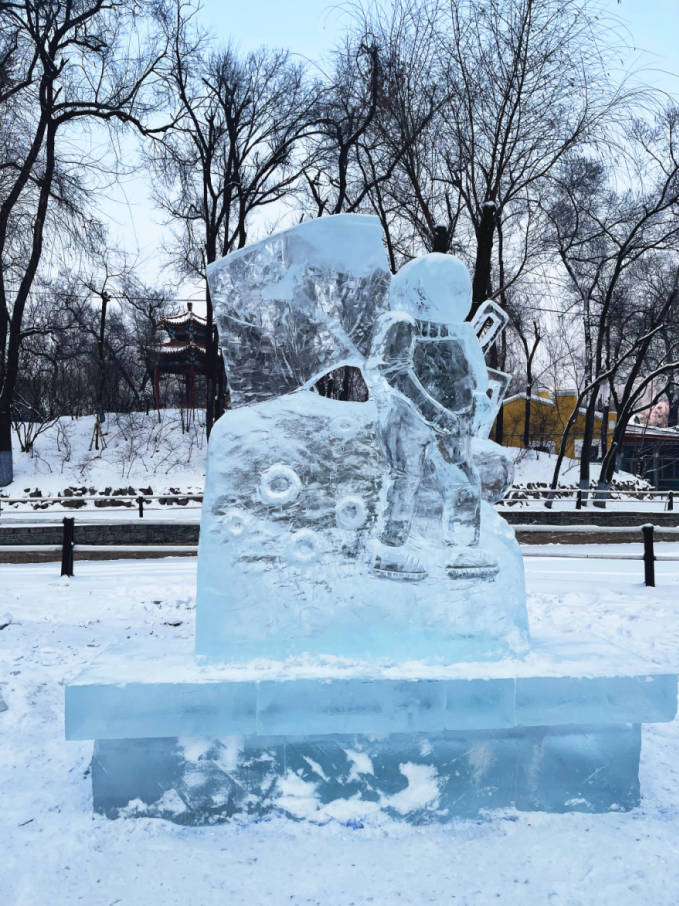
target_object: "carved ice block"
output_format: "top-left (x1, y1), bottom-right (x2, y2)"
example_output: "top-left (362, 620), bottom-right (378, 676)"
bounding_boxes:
top-left (196, 391), bottom-right (528, 663)
top-left (206, 213), bottom-right (391, 408)
top-left (66, 637), bottom-right (676, 823)
top-left (65, 214), bottom-right (677, 826)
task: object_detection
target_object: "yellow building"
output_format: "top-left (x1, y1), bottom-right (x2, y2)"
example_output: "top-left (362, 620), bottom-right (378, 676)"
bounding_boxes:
top-left (495, 389), bottom-right (617, 460)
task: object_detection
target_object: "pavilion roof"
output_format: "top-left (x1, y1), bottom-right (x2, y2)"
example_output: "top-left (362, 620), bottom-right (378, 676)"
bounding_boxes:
top-left (153, 339), bottom-right (207, 355)
top-left (159, 309), bottom-right (207, 328)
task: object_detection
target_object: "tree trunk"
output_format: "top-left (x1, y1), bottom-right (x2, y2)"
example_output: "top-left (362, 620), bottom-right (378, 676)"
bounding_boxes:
top-left (470, 202), bottom-right (496, 318)
top-left (0, 120), bottom-right (57, 486)
top-left (96, 292), bottom-right (109, 424)
top-left (215, 354), bottom-right (226, 419)
top-left (523, 391), bottom-right (532, 449)
top-left (600, 399), bottom-right (609, 459)
top-left (205, 289), bottom-right (215, 439)
top-left (340, 365), bottom-right (351, 401)
top-left (667, 388), bottom-right (679, 427)
top-left (600, 413), bottom-right (628, 486)
top-left (0, 403), bottom-right (12, 485)
top-left (578, 393), bottom-right (598, 493)
top-left (494, 404), bottom-right (504, 445)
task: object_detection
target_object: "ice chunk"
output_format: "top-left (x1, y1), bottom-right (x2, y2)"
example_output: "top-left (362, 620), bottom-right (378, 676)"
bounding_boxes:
top-left (388, 252), bottom-right (472, 323)
top-left (91, 724), bottom-right (643, 823)
top-left (206, 214), bottom-right (391, 408)
top-left (197, 391), bottom-right (528, 663)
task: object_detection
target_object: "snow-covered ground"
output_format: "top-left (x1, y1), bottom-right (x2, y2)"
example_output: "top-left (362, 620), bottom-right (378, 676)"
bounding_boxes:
top-left (512, 447), bottom-right (607, 487)
top-left (3, 411), bottom-right (207, 498)
top-left (1, 415), bottom-right (662, 519)
top-left (509, 449), bottom-right (663, 510)
top-left (2, 554), bottom-right (679, 904)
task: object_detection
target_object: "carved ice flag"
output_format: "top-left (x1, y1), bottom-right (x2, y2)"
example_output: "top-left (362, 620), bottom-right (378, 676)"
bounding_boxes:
top-left (206, 214), bottom-right (391, 407)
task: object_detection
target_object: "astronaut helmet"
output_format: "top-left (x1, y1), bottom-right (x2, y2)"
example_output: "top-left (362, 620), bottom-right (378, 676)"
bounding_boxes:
top-left (389, 253), bottom-right (472, 328)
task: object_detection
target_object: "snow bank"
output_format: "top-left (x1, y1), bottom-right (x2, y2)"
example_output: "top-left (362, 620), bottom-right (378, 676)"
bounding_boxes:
top-left (511, 447), bottom-right (650, 491)
top-left (2, 413), bottom-right (649, 504)
top-left (3, 410), bottom-right (207, 498)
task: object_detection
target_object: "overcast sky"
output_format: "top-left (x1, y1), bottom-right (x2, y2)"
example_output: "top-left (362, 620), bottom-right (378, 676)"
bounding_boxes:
top-left (200, 0), bottom-right (679, 87)
top-left (101, 0), bottom-right (679, 302)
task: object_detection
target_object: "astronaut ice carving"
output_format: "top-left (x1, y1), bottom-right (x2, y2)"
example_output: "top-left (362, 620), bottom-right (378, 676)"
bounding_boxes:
top-left (200, 214), bottom-right (526, 664)
top-left (367, 253), bottom-right (502, 582)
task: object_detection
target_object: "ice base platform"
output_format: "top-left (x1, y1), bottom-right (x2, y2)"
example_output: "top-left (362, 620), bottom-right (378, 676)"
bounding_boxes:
top-left (65, 637), bottom-right (677, 824)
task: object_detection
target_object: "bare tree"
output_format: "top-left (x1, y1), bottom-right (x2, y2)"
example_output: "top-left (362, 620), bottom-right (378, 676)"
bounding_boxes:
top-left (13, 263), bottom-right (176, 438)
top-left (303, 0), bottom-right (442, 246)
top-left (0, 0), bottom-right (173, 486)
top-left (379, 0), bottom-right (641, 316)
top-left (596, 264), bottom-right (679, 495)
top-left (545, 108), bottom-right (679, 494)
top-left (148, 11), bottom-right (320, 436)
top-left (506, 298), bottom-right (542, 448)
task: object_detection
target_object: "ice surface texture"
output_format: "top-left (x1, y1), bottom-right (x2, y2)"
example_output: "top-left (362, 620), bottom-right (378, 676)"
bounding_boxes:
top-left (92, 726), bottom-right (642, 824)
top-left (205, 214), bottom-right (391, 408)
top-left (66, 638), bottom-right (677, 741)
top-left (197, 392), bottom-right (526, 662)
top-left (201, 214), bottom-right (522, 663)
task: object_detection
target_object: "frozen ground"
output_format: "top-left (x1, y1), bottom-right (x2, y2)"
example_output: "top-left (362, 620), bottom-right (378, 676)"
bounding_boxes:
top-left (2, 554), bottom-right (679, 904)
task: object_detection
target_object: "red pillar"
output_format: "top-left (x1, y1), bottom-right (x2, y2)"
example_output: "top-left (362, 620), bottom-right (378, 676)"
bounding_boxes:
top-left (189, 363), bottom-right (195, 409)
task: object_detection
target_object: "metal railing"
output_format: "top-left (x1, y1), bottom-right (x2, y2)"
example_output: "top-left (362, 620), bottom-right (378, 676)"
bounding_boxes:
top-left (499, 488), bottom-right (675, 510)
top-left (522, 524), bottom-right (677, 587)
top-left (0, 493), bottom-right (202, 520)
top-left (0, 515), bottom-right (673, 586)
top-left (2, 487), bottom-right (674, 522)
top-left (0, 515), bottom-right (199, 577)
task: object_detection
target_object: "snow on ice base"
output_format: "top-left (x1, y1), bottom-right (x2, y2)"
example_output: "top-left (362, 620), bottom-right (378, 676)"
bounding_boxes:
top-left (92, 726), bottom-right (642, 824)
top-left (66, 635), bottom-right (676, 822)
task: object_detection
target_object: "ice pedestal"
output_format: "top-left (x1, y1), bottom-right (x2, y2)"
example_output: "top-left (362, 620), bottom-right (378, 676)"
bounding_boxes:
top-left (65, 636), bottom-right (676, 823)
top-left (91, 727), bottom-right (642, 824)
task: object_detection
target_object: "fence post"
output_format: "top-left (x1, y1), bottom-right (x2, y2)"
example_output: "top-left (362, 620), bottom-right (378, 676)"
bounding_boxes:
top-left (575, 489), bottom-right (582, 510)
top-left (668, 491), bottom-right (674, 512)
top-left (61, 517), bottom-right (75, 577)
top-left (642, 523), bottom-right (655, 588)
top-left (138, 496), bottom-right (144, 519)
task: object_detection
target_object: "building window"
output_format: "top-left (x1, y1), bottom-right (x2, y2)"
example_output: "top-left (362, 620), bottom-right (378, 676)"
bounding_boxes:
top-left (530, 440), bottom-right (555, 454)
top-left (574, 440), bottom-right (600, 461)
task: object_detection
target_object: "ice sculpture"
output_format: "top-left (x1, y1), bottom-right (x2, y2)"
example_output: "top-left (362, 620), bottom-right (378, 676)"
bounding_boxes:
top-left (367, 255), bottom-right (500, 580)
top-left (65, 215), bottom-right (677, 824)
top-left (195, 223), bottom-right (525, 663)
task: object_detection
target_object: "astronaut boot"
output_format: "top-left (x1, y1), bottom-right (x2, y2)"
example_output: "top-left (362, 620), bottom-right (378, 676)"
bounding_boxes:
top-left (445, 547), bottom-right (499, 580)
top-left (372, 544), bottom-right (428, 582)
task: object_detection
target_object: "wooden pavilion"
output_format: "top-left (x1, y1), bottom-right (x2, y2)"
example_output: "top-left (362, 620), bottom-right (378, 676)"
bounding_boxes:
top-left (152, 303), bottom-right (209, 409)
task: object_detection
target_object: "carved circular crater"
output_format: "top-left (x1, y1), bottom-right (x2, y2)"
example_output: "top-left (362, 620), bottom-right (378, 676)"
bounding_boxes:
top-left (287, 528), bottom-right (324, 563)
top-left (328, 415), bottom-right (360, 440)
top-left (222, 508), bottom-right (250, 537)
top-left (259, 464), bottom-right (302, 506)
top-left (335, 495), bottom-right (367, 530)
